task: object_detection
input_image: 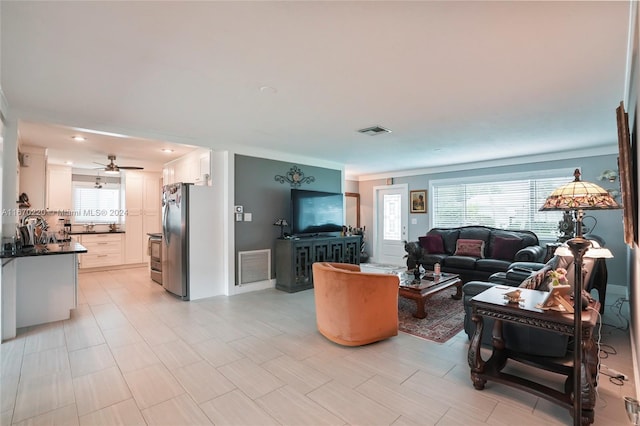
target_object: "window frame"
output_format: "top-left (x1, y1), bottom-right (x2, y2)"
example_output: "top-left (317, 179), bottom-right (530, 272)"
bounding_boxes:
top-left (71, 176), bottom-right (123, 224)
top-left (428, 167), bottom-right (576, 241)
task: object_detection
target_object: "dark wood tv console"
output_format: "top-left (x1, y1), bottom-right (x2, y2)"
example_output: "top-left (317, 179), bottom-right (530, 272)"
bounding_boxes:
top-left (275, 236), bottom-right (361, 293)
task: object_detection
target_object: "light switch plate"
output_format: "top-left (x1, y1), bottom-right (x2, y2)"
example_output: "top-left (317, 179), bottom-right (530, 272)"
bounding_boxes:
top-left (411, 218), bottom-right (418, 224)
top-left (244, 213), bottom-right (252, 222)
top-left (235, 213), bottom-right (243, 221)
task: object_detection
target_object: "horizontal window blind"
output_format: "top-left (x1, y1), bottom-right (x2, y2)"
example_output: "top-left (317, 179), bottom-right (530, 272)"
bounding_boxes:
top-left (72, 179), bottom-right (121, 224)
top-left (431, 169), bottom-right (573, 240)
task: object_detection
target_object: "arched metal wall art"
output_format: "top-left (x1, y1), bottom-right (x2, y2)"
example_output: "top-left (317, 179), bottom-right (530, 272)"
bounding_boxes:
top-left (274, 165), bottom-right (315, 188)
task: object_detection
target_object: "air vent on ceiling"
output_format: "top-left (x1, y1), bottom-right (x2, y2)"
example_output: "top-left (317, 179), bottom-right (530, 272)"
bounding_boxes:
top-left (357, 125), bottom-right (392, 136)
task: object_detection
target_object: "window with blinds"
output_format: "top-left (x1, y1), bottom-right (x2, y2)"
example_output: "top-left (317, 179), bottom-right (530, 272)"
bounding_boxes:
top-left (72, 175), bottom-right (122, 223)
top-left (430, 168), bottom-right (574, 240)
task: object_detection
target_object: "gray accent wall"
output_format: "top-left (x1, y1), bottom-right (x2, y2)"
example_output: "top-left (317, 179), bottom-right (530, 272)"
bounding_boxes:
top-left (234, 154), bottom-right (342, 283)
top-left (357, 154), bottom-right (628, 288)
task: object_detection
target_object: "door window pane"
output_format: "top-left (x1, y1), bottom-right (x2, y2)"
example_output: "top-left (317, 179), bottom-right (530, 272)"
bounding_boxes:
top-left (383, 194), bottom-right (402, 240)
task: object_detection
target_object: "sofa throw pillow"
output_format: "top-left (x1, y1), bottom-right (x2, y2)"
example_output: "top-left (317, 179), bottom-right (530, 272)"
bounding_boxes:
top-left (454, 239), bottom-right (485, 258)
top-left (491, 236), bottom-right (522, 261)
top-left (418, 235), bottom-right (445, 254)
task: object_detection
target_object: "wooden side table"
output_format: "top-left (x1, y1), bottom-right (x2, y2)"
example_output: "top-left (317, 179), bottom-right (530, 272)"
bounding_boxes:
top-left (468, 286), bottom-right (599, 425)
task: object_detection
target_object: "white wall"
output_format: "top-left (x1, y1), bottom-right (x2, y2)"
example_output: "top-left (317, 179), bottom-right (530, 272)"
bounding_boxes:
top-left (626, 0), bottom-right (640, 397)
top-left (1, 95), bottom-right (19, 341)
top-left (0, 89), bottom-right (5, 341)
top-left (18, 145), bottom-right (46, 210)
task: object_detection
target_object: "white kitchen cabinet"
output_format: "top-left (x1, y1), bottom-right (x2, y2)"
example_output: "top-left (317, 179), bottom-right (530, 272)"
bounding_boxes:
top-left (194, 151), bottom-right (211, 185)
top-left (124, 172), bottom-right (144, 264)
top-left (124, 214), bottom-right (144, 263)
top-left (142, 174), bottom-right (161, 262)
top-left (124, 171), bottom-right (161, 264)
top-left (126, 172), bottom-right (144, 212)
top-left (163, 148), bottom-right (211, 185)
top-left (162, 165), bottom-right (175, 185)
top-left (78, 233), bottom-right (124, 268)
top-left (15, 253), bottom-right (79, 328)
top-left (46, 164), bottom-right (72, 211)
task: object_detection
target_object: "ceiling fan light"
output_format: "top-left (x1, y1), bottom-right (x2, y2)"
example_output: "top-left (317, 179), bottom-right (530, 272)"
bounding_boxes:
top-left (104, 169), bottom-right (120, 175)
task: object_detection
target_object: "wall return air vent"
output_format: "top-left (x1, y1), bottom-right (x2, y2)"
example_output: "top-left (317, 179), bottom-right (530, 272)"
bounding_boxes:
top-left (357, 125), bottom-right (392, 136)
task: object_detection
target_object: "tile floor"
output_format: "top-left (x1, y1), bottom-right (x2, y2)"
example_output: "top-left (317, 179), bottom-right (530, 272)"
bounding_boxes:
top-left (0, 267), bottom-right (636, 425)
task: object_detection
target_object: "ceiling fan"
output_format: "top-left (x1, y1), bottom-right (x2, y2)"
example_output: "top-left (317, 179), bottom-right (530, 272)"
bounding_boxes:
top-left (95, 155), bottom-right (144, 174)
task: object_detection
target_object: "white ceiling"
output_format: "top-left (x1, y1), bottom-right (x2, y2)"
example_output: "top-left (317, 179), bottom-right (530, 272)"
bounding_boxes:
top-left (0, 1), bottom-right (632, 179)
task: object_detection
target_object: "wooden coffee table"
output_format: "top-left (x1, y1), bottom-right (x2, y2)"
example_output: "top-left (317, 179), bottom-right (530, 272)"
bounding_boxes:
top-left (398, 272), bottom-right (462, 319)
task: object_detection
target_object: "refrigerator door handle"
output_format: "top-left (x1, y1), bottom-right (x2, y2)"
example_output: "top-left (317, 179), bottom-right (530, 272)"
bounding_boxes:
top-left (162, 203), bottom-right (170, 245)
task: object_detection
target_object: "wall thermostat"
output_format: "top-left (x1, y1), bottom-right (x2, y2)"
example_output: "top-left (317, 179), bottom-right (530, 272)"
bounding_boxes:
top-left (234, 205), bottom-right (243, 213)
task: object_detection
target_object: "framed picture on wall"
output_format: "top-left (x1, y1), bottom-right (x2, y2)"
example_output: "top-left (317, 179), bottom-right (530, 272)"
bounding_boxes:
top-left (616, 101), bottom-right (637, 247)
top-left (410, 190), bottom-right (427, 213)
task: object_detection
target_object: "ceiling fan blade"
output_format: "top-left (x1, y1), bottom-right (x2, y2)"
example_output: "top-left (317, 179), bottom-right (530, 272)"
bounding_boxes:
top-left (118, 166), bottom-right (144, 170)
top-left (93, 161), bottom-right (108, 166)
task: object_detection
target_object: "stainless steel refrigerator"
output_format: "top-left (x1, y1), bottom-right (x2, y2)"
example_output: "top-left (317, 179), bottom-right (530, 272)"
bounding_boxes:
top-left (161, 182), bottom-right (215, 300)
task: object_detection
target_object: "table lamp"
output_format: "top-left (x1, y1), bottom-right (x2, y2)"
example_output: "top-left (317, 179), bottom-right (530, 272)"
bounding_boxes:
top-left (273, 218), bottom-right (289, 239)
top-left (540, 168), bottom-right (619, 425)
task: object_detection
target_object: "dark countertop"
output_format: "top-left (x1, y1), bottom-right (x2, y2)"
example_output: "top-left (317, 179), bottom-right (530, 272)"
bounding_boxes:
top-left (1, 241), bottom-right (88, 259)
top-left (69, 230), bottom-right (125, 235)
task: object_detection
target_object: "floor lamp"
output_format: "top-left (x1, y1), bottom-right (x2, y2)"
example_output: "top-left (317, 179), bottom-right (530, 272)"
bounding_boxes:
top-left (540, 169), bottom-right (619, 426)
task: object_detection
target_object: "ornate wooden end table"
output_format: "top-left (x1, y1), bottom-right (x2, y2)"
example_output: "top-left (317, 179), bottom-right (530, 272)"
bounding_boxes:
top-left (398, 272), bottom-right (462, 319)
top-left (468, 286), bottom-right (599, 425)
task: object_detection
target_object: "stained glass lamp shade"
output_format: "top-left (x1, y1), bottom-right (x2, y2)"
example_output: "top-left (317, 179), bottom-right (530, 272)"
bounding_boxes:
top-left (540, 169), bottom-right (619, 212)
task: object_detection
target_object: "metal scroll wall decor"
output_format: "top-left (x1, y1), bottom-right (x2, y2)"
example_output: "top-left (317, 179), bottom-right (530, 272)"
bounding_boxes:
top-left (274, 165), bottom-right (315, 187)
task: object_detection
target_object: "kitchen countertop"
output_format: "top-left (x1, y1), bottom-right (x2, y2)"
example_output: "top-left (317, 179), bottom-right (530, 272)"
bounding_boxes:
top-left (69, 230), bottom-right (125, 235)
top-left (1, 241), bottom-right (87, 259)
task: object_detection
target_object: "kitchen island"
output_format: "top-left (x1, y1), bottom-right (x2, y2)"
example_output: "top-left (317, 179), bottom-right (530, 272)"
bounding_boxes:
top-left (1, 241), bottom-right (87, 340)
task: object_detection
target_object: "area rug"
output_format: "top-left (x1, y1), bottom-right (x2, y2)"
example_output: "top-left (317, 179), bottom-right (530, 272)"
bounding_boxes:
top-left (398, 291), bottom-right (465, 343)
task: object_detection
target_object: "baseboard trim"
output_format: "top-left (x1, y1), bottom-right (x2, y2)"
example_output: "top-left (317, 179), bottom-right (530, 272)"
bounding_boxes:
top-left (606, 284), bottom-right (628, 298)
top-left (78, 263), bottom-right (147, 273)
top-left (231, 279), bottom-right (275, 295)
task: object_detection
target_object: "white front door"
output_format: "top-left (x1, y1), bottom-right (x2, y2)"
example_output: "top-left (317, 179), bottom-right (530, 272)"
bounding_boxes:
top-left (374, 184), bottom-right (408, 266)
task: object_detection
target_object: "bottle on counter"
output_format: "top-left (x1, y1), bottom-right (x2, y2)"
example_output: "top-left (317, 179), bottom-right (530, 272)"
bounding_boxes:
top-left (64, 219), bottom-right (71, 240)
top-left (57, 219), bottom-right (65, 242)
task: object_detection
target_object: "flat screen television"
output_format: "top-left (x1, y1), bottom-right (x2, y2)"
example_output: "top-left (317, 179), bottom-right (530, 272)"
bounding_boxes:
top-left (291, 189), bottom-right (343, 236)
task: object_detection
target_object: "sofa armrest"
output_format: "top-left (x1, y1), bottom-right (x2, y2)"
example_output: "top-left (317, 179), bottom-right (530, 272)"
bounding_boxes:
top-left (508, 261), bottom-right (545, 271)
top-left (462, 281), bottom-right (496, 298)
top-left (505, 269), bottom-right (533, 284)
top-left (514, 245), bottom-right (544, 262)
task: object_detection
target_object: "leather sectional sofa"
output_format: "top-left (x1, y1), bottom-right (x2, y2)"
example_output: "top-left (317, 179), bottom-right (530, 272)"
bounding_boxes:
top-left (404, 225), bottom-right (544, 282)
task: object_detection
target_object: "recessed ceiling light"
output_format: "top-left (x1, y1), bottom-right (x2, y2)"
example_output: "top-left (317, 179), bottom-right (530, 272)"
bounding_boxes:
top-left (72, 135), bottom-right (86, 142)
top-left (161, 149), bottom-right (174, 153)
top-left (259, 86), bottom-right (277, 94)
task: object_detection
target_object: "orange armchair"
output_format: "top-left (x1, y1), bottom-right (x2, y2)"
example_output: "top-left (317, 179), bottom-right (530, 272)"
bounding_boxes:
top-left (312, 262), bottom-right (399, 346)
